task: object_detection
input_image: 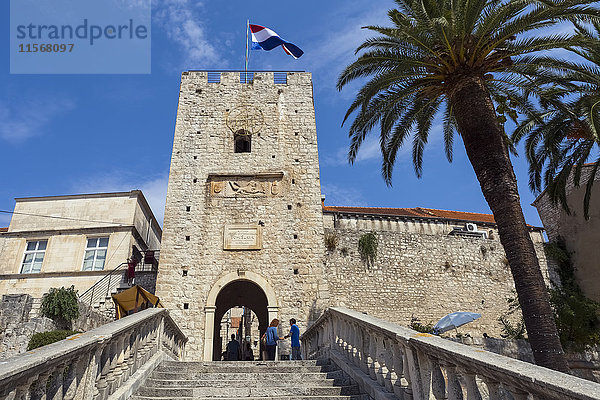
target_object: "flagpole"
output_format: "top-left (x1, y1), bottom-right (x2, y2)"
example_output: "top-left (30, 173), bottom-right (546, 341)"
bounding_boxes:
top-left (245, 19), bottom-right (249, 80)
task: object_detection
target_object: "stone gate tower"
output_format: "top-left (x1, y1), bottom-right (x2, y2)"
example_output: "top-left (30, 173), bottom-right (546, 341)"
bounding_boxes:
top-left (156, 71), bottom-right (328, 360)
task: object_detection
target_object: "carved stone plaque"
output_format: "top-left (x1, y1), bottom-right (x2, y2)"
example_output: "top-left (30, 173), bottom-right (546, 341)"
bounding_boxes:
top-left (224, 224), bottom-right (262, 250)
top-left (208, 173), bottom-right (284, 198)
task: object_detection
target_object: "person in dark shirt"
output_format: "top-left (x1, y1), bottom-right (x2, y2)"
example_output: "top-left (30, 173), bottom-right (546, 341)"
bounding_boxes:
top-left (226, 334), bottom-right (240, 361)
top-left (245, 342), bottom-right (254, 360)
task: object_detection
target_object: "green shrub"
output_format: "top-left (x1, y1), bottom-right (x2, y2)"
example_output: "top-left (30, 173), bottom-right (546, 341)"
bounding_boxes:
top-left (544, 239), bottom-right (600, 351)
top-left (324, 231), bottom-right (339, 251)
top-left (358, 232), bottom-right (378, 268)
top-left (498, 315), bottom-right (527, 339)
top-left (40, 286), bottom-right (80, 329)
top-left (409, 316), bottom-right (434, 334)
top-left (27, 330), bottom-right (80, 351)
top-left (498, 294), bottom-right (527, 339)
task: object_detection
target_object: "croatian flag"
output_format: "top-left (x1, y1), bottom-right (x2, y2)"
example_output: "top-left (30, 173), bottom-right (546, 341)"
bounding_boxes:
top-left (249, 24), bottom-right (304, 59)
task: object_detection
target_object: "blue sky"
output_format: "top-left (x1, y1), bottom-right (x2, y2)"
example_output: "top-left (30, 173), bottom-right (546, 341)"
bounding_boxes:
top-left (1, 0), bottom-right (550, 228)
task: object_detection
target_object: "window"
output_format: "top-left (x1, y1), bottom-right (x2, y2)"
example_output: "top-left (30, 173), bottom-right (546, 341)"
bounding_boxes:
top-left (82, 237), bottom-right (109, 271)
top-left (234, 131), bottom-right (251, 153)
top-left (21, 240), bottom-right (47, 273)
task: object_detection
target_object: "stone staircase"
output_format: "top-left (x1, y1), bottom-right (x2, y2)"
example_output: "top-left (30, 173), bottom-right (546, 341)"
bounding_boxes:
top-left (131, 359), bottom-right (369, 400)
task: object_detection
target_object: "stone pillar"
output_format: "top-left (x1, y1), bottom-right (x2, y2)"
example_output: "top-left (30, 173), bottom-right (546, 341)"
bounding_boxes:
top-left (203, 306), bottom-right (216, 361)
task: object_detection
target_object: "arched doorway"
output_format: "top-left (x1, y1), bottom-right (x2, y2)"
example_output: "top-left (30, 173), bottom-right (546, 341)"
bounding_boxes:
top-left (213, 281), bottom-right (267, 360)
top-left (218, 307), bottom-right (260, 360)
top-left (203, 271), bottom-right (278, 361)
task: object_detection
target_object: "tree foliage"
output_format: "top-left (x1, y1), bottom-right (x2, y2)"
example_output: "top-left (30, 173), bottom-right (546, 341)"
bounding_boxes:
top-left (336, 0), bottom-right (600, 372)
top-left (515, 22), bottom-right (600, 220)
top-left (545, 240), bottom-right (600, 351)
top-left (40, 286), bottom-right (80, 329)
top-left (337, 0), bottom-right (599, 182)
top-left (498, 294), bottom-right (527, 340)
top-left (358, 232), bottom-right (378, 268)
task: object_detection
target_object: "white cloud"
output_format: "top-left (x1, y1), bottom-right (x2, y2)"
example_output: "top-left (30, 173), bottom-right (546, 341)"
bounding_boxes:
top-left (321, 183), bottom-right (368, 207)
top-left (153, 0), bottom-right (224, 69)
top-left (323, 136), bottom-right (383, 166)
top-left (306, 2), bottom-right (391, 96)
top-left (0, 213), bottom-right (12, 227)
top-left (0, 97), bottom-right (75, 143)
top-left (72, 172), bottom-right (169, 226)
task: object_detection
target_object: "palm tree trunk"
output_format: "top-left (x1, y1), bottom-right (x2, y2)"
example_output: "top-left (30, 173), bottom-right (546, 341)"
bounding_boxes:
top-left (450, 76), bottom-right (570, 373)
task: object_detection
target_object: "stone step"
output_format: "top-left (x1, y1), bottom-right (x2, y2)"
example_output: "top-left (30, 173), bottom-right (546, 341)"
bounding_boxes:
top-left (154, 365), bottom-right (331, 374)
top-left (161, 360), bottom-right (324, 367)
top-left (131, 396), bottom-right (370, 400)
top-left (136, 386), bottom-right (361, 398)
top-left (150, 370), bottom-right (345, 382)
top-left (143, 378), bottom-right (352, 388)
top-left (159, 361), bottom-right (326, 369)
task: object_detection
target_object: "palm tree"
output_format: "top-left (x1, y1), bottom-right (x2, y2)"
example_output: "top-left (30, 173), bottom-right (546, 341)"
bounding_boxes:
top-left (517, 22), bottom-right (600, 219)
top-left (337, 0), bottom-right (599, 372)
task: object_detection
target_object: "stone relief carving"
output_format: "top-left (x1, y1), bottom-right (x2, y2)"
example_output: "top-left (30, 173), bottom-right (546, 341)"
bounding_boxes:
top-left (212, 182), bottom-right (223, 194)
top-left (229, 180), bottom-right (266, 195)
top-left (209, 175), bottom-right (284, 197)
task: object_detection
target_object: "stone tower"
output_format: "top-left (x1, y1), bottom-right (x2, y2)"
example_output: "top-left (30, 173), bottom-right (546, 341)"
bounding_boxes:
top-left (156, 71), bottom-right (328, 360)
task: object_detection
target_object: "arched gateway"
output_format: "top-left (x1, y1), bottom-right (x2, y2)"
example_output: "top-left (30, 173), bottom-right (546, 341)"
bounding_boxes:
top-left (203, 271), bottom-right (278, 360)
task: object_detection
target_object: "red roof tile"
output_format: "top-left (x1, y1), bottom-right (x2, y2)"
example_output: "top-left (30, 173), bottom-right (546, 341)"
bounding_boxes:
top-left (0, 227), bottom-right (7, 232)
top-left (417, 207), bottom-right (496, 224)
top-left (322, 205), bottom-right (496, 225)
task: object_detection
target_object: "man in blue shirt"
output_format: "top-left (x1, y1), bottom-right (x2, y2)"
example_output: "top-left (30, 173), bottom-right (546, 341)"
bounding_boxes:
top-left (286, 318), bottom-right (301, 360)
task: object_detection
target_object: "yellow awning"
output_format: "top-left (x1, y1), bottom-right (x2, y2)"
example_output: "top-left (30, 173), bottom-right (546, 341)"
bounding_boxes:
top-left (112, 285), bottom-right (162, 319)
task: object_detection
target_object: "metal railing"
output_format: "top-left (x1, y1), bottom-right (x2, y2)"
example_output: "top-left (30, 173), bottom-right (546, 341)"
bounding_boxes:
top-left (78, 251), bottom-right (160, 309)
top-left (207, 71), bottom-right (221, 83)
top-left (274, 72), bottom-right (287, 84)
top-left (303, 307), bottom-right (600, 400)
top-left (190, 70), bottom-right (302, 84)
top-left (78, 262), bottom-right (128, 310)
top-left (240, 71), bottom-right (254, 83)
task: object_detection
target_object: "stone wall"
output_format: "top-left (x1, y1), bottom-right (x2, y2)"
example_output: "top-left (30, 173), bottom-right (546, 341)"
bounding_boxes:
top-left (323, 226), bottom-right (552, 337)
top-left (0, 294), bottom-right (54, 359)
top-left (533, 165), bottom-right (600, 302)
top-left (135, 271), bottom-right (158, 295)
top-left (0, 294), bottom-right (111, 360)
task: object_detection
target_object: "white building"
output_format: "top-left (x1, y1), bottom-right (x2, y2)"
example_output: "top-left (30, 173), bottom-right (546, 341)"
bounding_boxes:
top-left (0, 190), bottom-right (161, 298)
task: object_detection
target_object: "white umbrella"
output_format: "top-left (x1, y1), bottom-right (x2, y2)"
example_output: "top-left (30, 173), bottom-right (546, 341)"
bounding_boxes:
top-left (433, 312), bottom-right (481, 334)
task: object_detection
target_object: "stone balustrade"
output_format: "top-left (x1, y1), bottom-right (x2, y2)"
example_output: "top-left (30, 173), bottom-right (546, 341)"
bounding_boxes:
top-left (302, 307), bottom-right (600, 400)
top-left (0, 308), bottom-right (186, 400)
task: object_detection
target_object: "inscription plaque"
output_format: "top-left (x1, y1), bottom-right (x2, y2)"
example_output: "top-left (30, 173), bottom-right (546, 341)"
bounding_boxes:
top-left (224, 224), bottom-right (262, 250)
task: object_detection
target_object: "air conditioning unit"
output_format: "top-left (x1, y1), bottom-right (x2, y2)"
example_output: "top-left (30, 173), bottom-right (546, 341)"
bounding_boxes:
top-left (465, 223), bottom-right (478, 232)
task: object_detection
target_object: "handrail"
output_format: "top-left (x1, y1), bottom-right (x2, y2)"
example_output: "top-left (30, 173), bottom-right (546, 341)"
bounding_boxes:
top-left (302, 307), bottom-right (600, 400)
top-left (78, 262), bottom-right (128, 309)
top-left (0, 308), bottom-right (187, 400)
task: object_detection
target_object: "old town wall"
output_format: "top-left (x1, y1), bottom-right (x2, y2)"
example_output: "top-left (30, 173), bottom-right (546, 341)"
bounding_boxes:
top-left (323, 220), bottom-right (552, 337)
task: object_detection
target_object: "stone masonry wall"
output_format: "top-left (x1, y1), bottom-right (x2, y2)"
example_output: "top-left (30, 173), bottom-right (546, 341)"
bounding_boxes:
top-left (533, 165), bottom-right (600, 301)
top-left (0, 294), bottom-right (110, 360)
top-left (324, 227), bottom-right (552, 337)
top-left (156, 72), bottom-right (328, 360)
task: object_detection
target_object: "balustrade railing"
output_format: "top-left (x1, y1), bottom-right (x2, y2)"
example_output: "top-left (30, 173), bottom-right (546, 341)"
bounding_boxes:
top-left (302, 307), bottom-right (600, 400)
top-left (0, 308), bottom-right (186, 400)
